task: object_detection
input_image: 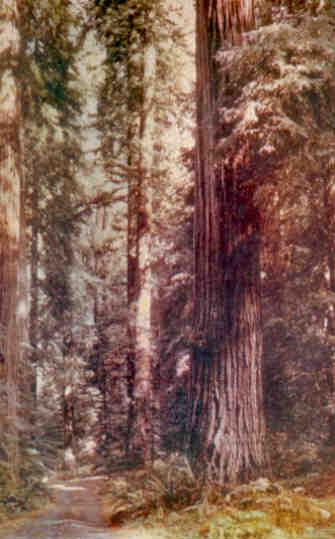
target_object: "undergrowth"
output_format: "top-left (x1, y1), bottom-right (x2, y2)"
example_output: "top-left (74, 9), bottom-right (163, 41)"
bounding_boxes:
top-left (0, 450), bottom-right (48, 523)
top-left (102, 454), bottom-right (201, 524)
top-left (102, 458), bottom-right (335, 539)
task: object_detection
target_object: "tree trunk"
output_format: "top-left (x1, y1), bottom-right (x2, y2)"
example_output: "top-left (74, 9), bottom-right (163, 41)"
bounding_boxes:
top-left (0, 0), bottom-right (22, 476)
top-left (29, 177), bottom-right (39, 402)
top-left (128, 34), bottom-right (158, 465)
top-left (190, 0), bottom-right (266, 483)
top-left (17, 144), bottom-right (30, 451)
top-left (191, 178), bottom-right (265, 481)
top-left (63, 335), bottom-right (77, 474)
top-left (126, 141), bottom-right (139, 460)
top-left (321, 175), bottom-right (335, 444)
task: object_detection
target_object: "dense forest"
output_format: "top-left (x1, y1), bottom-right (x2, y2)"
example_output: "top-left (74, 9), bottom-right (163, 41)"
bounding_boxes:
top-left (1, 1), bottom-right (335, 538)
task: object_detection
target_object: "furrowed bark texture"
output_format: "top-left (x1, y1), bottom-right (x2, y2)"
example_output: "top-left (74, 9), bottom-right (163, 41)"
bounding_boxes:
top-left (0, 0), bottom-right (22, 471)
top-left (190, 0), bottom-right (266, 483)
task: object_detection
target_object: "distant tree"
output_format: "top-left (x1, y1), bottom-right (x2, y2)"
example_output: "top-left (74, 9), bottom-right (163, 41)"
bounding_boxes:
top-left (22, 0), bottom-right (84, 472)
top-left (94, 0), bottom-right (190, 466)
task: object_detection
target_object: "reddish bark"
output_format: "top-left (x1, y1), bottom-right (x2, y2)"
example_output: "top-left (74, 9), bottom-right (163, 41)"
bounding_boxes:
top-left (0, 0), bottom-right (22, 475)
top-left (190, 0), bottom-right (267, 482)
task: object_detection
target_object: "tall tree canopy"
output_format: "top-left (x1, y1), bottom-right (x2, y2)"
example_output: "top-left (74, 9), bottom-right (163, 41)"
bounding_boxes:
top-left (3, 4), bottom-right (335, 526)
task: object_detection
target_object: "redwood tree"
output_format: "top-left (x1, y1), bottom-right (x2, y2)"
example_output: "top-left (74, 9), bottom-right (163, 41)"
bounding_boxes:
top-left (190, 0), bottom-right (267, 482)
top-left (0, 0), bottom-right (22, 473)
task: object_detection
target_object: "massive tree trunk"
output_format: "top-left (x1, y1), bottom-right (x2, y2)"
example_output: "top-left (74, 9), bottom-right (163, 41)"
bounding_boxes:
top-left (190, 0), bottom-right (266, 483)
top-left (0, 0), bottom-right (22, 474)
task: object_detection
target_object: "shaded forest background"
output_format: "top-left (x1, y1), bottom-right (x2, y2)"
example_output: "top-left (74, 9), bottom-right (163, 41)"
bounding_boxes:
top-left (1, 0), bottom-right (335, 513)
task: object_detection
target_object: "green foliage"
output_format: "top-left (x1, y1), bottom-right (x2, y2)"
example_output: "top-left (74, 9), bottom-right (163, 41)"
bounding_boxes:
top-left (215, 8), bottom-right (335, 467)
top-left (22, 0), bottom-right (81, 116)
top-left (102, 454), bottom-right (200, 524)
top-left (90, 0), bottom-right (194, 460)
top-left (94, 0), bottom-right (157, 61)
top-left (23, 0), bottom-right (83, 320)
top-left (18, 0), bottom-right (85, 478)
top-left (134, 475), bottom-right (335, 539)
top-left (216, 13), bottom-right (335, 176)
top-left (0, 449), bottom-right (47, 520)
top-left (92, 0), bottom-right (188, 165)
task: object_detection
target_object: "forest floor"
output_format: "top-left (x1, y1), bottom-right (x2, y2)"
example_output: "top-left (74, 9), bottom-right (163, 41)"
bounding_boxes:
top-left (2, 470), bottom-right (335, 538)
top-left (101, 466), bottom-right (335, 539)
top-left (0, 475), bottom-right (164, 539)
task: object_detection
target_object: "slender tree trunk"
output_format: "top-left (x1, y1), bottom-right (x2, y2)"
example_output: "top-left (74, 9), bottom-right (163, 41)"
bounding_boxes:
top-left (320, 175), bottom-right (335, 444)
top-left (17, 147), bottom-right (30, 450)
top-left (91, 210), bottom-right (109, 457)
top-left (0, 0), bottom-right (22, 476)
top-left (126, 16), bottom-right (140, 460)
top-left (128, 34), bottom-right (158, 465)
top-left (93, 205), bottom-right (128, 465)
top-left (29, 178), bottom-right (39, 401)
top-left (63, 334), bottom-right (77, 474)
top-left (190, 0), bottom-right (266, 483)
top-left (62, 238), bottom-right (76, 473)
top-left (126, 146), bottom-right (139, 460)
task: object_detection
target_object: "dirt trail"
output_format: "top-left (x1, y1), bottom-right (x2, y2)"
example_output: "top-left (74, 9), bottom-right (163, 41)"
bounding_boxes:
top-left (0, 477), bottom-right (123, 539)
